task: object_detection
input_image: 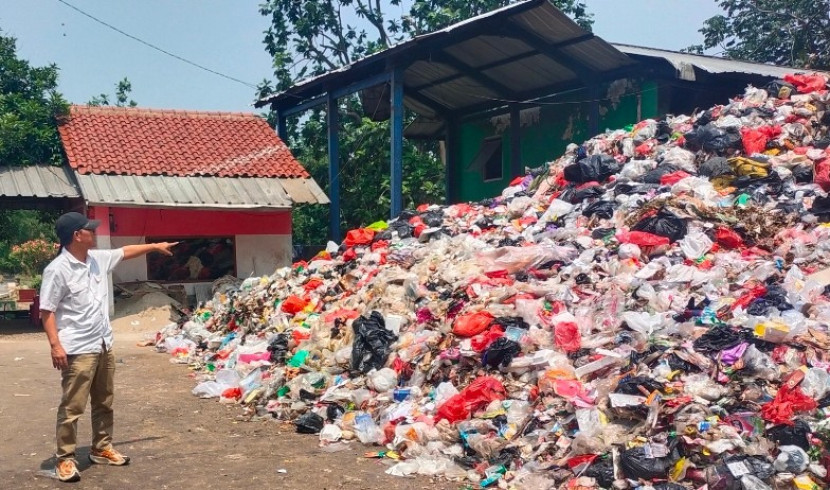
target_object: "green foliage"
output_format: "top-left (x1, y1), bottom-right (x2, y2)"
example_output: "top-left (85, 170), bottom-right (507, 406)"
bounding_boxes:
top-left (0, 31), bottom-right (69, 166)
top-left (258, 1), bottom-right (593, 245)
top-left (688, 0), bottom-right (830, 69)
top-left (89, 77), bottom-right (138, 107)
top-left (10, 238), bottom-right (59, 276)
top-left (0, 209), bottom-right (59, 274)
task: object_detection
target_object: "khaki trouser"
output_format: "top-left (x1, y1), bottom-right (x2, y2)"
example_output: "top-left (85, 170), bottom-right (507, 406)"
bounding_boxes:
top-left (56, 347), bottom-right (115, 460)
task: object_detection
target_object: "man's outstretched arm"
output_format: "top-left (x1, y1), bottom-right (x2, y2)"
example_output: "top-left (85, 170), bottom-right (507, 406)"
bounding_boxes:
top-left (122, 242), bottom-right (178, 260)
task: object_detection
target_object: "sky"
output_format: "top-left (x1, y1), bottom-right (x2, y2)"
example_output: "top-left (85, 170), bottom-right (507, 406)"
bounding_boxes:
top-left (0, 0), bottom-right (724, 114)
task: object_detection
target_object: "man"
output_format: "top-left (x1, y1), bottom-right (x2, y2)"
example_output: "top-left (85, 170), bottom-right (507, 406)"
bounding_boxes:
top-left (39, 212), bottom-right (177, 482)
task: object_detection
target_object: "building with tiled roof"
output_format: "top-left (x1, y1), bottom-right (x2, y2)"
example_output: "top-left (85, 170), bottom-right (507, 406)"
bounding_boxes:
top-left (55, 105), bottom-right (327, 299)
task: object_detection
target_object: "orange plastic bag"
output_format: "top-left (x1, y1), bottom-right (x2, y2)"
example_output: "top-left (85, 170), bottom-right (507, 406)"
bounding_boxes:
top-left (452, 311), bottom-right (494, 337)
top-left (281, 295), bottom-right (308, 314)
top-left (344, 228), bottom-right (375, 247)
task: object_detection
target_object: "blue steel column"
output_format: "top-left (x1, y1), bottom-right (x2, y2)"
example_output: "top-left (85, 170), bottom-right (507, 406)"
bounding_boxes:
top-left (390, 68), bottom-right (404, 218)
top-left (327, 94), bottom-right (341, 242)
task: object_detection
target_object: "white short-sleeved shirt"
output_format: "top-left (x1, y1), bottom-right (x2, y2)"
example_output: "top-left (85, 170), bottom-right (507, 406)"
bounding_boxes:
top-left (40, 248), bottom-right (124, 354)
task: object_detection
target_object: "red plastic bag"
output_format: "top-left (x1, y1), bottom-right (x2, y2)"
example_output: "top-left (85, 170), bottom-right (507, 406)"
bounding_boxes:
top-left (452, 311), bottom-right (494, 337)
top-left (435, 394), bottom-right (469, 423)
top-left (816, 158), bottom-right (830, 191)
top-left (731, 284), bottom-right (767, 311)
top-left (221, 387), bottom-right (242, 400)
top-left (784, 73), bottom-right (827, 94)
top-left (292, 329), bottom-right (311, 343)
top-left (461, 376), bottom-right (507, 411)
top-left (659, 170), bottom-right (691, 186)
top-left (303, 278), bottom-right (324, 292)
top-left (715, 227), bottom-right (743, 249)
top-left (760, 385), bottom-right (817, 425)
top-left (281, 295), bottom-right (308, 314)
top-left (741, 127), bottom-right (769, 155)
top-left (617, 230), bottom-right (670, 247)
top-left (471, 325), bottom-right (505, 352)
top-left (342, 247), bottom-right (357, 262)
top-left (554, 322), bottom-right (582, 353)
top-left (344, 228), bottom-right (375, 247)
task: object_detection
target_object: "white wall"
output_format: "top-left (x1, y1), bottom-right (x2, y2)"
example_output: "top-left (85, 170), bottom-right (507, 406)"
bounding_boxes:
top-left (235, 234), bottom-right (292, 278)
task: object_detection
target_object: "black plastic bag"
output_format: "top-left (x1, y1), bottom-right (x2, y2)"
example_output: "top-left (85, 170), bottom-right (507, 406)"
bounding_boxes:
top-left (653, 484), bottom-right (686, 490)
top-left (765, 79), bottom-right (796, 99)
top-left (420, 210), bottom-right (444, 227)
top-left (397, 209), bottom-right (417, 221)
top-left (619, 445), bottom-right (677, 480)
top-left (767, 420), bottom-right (811, 450)
top-left (267, 333), bottom-right (290, 364)
top-left (811, 195), bottom-right (830, 222)
top-left (698, 157), bottom-right (732, 178)
top-left (295, 412), bottom-right (324, 434)
top-left (582, 201), bottom-right (616, 219)
top-left (747, 298), bottom-right (775, 316)
top-left (482, 338), bottom-right (521, 368)
top-left (638, 164), bottom-right (679, 184)
top-left (684, 123), bottom-right (741, 153)
top-left (631, 209), bottom-right (688, 242)
top-left (613, 182), bottom-right (660, 196)
top-left (764, 284), bottom-right (792, 310)
top-left (351, 311), bottom-right (398, 373)
top-left (376, 220), bottom-right (413, 241)
top-left (563, 154), bottom-right (621, 183)
top-left (492, 316), bottom-right (530, 330)
top-left (615, 375), bottom-right (664, 395)
top-left (584, 459), bottom-right (614, 488)
top-left (571, 185), bottom-right (605, 203)
top-left (693, 325), bottom-right (745, 353)
top-left (792, 164), bottom-right (815, 183)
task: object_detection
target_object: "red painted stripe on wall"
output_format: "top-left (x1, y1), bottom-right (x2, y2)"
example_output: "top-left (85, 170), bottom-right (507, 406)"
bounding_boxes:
top-left (101, 207), bottom-right (292, 237)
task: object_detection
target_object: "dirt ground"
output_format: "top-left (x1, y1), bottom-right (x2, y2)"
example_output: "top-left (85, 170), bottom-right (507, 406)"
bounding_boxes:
top-left (0, 317), bottom-right (461, 490)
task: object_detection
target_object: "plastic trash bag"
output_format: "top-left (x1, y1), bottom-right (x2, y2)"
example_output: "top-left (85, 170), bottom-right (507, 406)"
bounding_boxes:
top-left (582, 201), bottom-right (615, 219)
top-left (295, 411), bottom-right (324, 434)
top-left (354, 412), bottom-right (384, 444)
top-left (684, 123), bottom-right (742, 153)
top-left (367, 367), bottom-right (398, 392)
top-left (267, 332), bottom-right (290, 364)
top-left (583, 459), bottom-right (614, 488)
top-left (619, 444), bottom-right (678, 480)
top-left (766, 420), bottom-right (811, 450)
top-left (773, 445), bottom-right (809, 473)
top-left (563, 154), bottom-right (621, 183)
top-left (699, 156), bottom-right (732, 177)
top-left (453, 311), bottom-right (495, 337)
top-left (351, 311), bottom-right (398, 373)
top-left (554, 322), bottom-right (581, 353)
top-left (638, 164), bottom-right (679, 183)
top-left (632, 209), bottom-right (688, 242)
top-left (482, 337), bottom-right (521, 368)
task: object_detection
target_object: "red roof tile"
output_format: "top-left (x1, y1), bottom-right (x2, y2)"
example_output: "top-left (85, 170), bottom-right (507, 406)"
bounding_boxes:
top-left (58, 105), bottom-right (310, 178)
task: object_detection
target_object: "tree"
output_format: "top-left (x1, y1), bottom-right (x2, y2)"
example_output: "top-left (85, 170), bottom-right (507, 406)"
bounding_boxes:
top-left (89, 77), bottom-right (138, 107)
top-left (0, 30), bottom-right (68, 167)
top-left (258, 1), bottom-right (593, 246)
top-left (688, 0), bottom-right (830, 69)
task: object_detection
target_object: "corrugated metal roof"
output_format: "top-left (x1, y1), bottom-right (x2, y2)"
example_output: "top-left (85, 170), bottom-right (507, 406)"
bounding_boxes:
top-left (74, 173), bottom-right (329, 210)
top-left (258, 0), bottom-right (636, 117)
top-left (0, 164), bottom-right (81, 199)
top-left (613, 44), bottom-right (822, 80)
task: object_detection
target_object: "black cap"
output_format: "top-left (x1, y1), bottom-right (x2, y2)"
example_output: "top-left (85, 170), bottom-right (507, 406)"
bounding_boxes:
top-left (56, 212), bottom-right (100, 246)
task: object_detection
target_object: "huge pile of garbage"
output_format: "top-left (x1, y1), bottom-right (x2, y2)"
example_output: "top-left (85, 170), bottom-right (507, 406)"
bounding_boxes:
top-left (157, 73), bottom-right (830, 489)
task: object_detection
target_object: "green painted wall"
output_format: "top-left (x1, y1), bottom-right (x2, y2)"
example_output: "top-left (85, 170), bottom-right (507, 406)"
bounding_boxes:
top-left (453, 79), bottom-right (660, 203)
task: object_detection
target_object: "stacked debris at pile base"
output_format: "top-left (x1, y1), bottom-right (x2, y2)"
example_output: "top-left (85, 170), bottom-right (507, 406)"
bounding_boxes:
top-left (157, 73), bottom-right (830, 490)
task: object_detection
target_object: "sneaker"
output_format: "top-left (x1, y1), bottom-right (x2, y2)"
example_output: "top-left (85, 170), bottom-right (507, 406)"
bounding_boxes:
top-left (56, 458), bottom-right (81, 482)
top-left (88, 447), bottom-right (131, 466)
